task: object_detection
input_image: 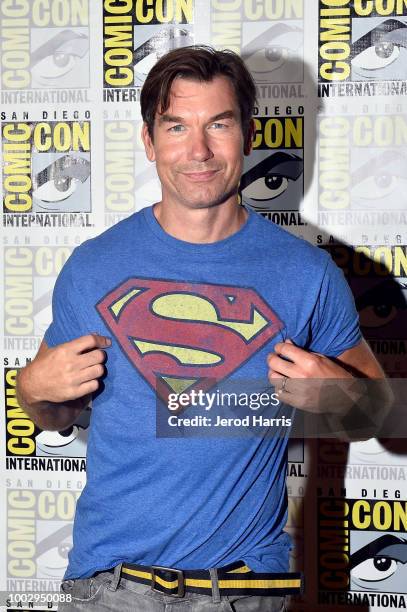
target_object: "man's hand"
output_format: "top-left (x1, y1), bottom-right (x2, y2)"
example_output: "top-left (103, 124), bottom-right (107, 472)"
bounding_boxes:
top-left (268, 340), bottom-right (354, 381)
top-left (267, 339), bottom-right (391, 440)
top-left (20, 333), bottom-right (111, 405)
top-left (267, 340), bottom-right (356, 413)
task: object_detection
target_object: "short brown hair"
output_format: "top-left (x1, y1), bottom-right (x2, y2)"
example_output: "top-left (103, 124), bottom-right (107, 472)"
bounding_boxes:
top-left (140, 45), bottom-right (256, 139)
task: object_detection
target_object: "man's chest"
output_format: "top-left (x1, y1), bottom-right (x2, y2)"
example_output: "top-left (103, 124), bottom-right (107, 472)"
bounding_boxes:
top-left (92, 275), bottom-right (287, 405)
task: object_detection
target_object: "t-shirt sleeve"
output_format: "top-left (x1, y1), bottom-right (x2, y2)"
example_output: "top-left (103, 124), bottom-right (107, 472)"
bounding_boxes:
top-left (309, 255), bottom-right (362, 358)
top-left (43, 252), bottom-right (83, 348)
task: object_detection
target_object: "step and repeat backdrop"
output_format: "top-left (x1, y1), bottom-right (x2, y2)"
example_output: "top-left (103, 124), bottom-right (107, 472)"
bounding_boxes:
top-left (1, 1), bottom-right (407, 611)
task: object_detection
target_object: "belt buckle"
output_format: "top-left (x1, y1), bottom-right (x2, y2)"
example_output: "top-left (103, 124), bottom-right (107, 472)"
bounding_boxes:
top-left (150, 565), bottom-right (185, 598)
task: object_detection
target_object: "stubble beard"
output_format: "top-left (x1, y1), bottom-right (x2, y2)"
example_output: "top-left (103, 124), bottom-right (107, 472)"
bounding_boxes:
top-left (173, 179), bottom-right (240, 211)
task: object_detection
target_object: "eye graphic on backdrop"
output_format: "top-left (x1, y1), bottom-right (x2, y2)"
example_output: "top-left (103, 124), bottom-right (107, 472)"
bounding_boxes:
top-left (133, 28), bottom-right (193, 84)
top-left (351, 150), bottom-right (407, 209)
top-left (35, 410), bottom-right (90, 457)
top-left (351, 19), bottom-right (407, 79)
top-left (355, 281), bottom-right (407, 340)
top-left (240, 152), bottom-right (303, 210)
top-left (135, 164), bottom-right (162, 207)
top-left (36, 427), bottom-right (80, 450)
top-left (246, 174), bottom-right (289, 200)
top-left (31, 30), bottom-right (89, 86)
top-left (36, 523), bottom-right (73, 578)
top-left (242, 23), bottom-right (303, 83)
top-left (350, 534), bottom-right (407, 591)
top-left (33, 155), bottom-right (90, 208)
top-left (352, 42), bottom-right (399, 70)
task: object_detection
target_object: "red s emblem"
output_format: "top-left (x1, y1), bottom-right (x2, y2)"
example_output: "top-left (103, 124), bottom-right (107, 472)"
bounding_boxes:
top-left (96, 278), bottom-right (283, 407)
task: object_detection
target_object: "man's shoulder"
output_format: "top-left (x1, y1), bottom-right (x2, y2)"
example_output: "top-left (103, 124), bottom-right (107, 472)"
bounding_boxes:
top-left (61, 210), bottom-right (146, 281)
top-left (72, 210), bottom-right (144, 259)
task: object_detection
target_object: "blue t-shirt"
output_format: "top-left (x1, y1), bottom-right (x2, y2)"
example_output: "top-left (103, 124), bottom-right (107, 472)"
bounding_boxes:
top-left (44, 206), bottom-right (361, 580)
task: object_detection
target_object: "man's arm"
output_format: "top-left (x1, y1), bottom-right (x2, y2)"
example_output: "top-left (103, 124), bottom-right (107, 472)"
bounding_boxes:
top-left (328, 338), bottom-right (385, 379)
top-left (16, 334), bottom-right (111, 432)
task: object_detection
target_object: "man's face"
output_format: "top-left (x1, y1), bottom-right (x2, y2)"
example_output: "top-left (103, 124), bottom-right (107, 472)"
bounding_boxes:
top-left (142, 76), bottom-right (252, 210)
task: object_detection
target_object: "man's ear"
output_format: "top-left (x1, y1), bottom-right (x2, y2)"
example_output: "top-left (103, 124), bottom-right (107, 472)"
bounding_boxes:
top-left (244, 118), bottom-right (255, 156)
top-left (141, 123), bottom-right (156, 162)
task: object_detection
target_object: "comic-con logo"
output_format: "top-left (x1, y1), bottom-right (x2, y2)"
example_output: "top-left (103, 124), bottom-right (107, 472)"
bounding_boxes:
top-left (96, 278), bottom-right (283, 407)
top-left (318, 497), bottom-right (407, 595)
top-left (241, 115), bottom-right (304, 225)
top-left (319, 0), bottom-right (407, 96)
top-left (325, 244), bottom-right (407, 375)
top-left (103, 0), bottom-right (194, 99)
top-left (4, 246), bottom-right (71, 342)
top-left (210, 0), bottom-right (304, 92)
top-left (2, 121), bottom-right (91, 214)
top-left (4, 368), bottom-right (90, 459)
top-left (105, 121), bottom-right (137, 222)
top-left (7, 488), bottom-right (79, 587)
top-left (104, 119), bottom-right (160, 225)
top-left (318, 113), bottom-right (407, 226)
top-left (0, 0), bottom-right (89, 90)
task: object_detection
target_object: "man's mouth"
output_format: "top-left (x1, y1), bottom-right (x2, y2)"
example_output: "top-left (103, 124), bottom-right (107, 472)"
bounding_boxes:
top-left (181, 170), bottom-right (220, 181)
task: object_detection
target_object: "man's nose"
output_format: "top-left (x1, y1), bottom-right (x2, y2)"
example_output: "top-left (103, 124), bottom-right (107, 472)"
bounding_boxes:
top-left (188, 130), bottom-right (214, 161)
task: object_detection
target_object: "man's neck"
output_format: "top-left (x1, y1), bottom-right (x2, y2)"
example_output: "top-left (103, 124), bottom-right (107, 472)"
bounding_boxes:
top-left (153, 198), bottom-right (248, 244)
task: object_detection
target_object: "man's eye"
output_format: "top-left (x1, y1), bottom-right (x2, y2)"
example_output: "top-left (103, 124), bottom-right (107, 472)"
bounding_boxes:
top-left (169, 125), bottom-right (185, 132)
top-left (210, 122), bottom-right (227, 129)
top-left (352, 42), bottom-right (400, 70)
top-left (351, 556), bottom-right (399, 582)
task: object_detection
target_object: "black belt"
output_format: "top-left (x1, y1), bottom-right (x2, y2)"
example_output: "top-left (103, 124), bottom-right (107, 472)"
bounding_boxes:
top-left (106, 560), bottom-right (303, 598)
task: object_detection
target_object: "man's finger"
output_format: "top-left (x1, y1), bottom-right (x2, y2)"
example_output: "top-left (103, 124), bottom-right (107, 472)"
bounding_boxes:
top-left (267, 353), bottom-right (296, 377)
top-left (269, 371), bottom-right (303, 396)
top-left (78, 349), bottom-right (107, 369)
top-left (68, 333), bottom-right (112, 354)
top-left (78, 364), bottom-right (105, 384)
top-left (268, 371), bottom-right (287, 396)
top-left (274, 341), bottom-right (306, 363)
top-left (77, 379), bottom-right (100, 397)
top-left (87, 333), bottom-right (111, 349)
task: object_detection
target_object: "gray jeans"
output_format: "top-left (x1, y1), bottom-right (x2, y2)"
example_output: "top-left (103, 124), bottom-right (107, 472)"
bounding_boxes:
top-left (58, 563), bottom-right (286, 611)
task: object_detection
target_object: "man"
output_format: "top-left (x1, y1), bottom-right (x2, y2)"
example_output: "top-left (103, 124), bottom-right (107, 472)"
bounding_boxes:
top-left (17, 46), bottom-right (384, 611)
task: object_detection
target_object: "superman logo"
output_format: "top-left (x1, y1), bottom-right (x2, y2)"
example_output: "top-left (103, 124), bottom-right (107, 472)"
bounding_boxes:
top-left (96, 278), bottom-right (283, 410)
